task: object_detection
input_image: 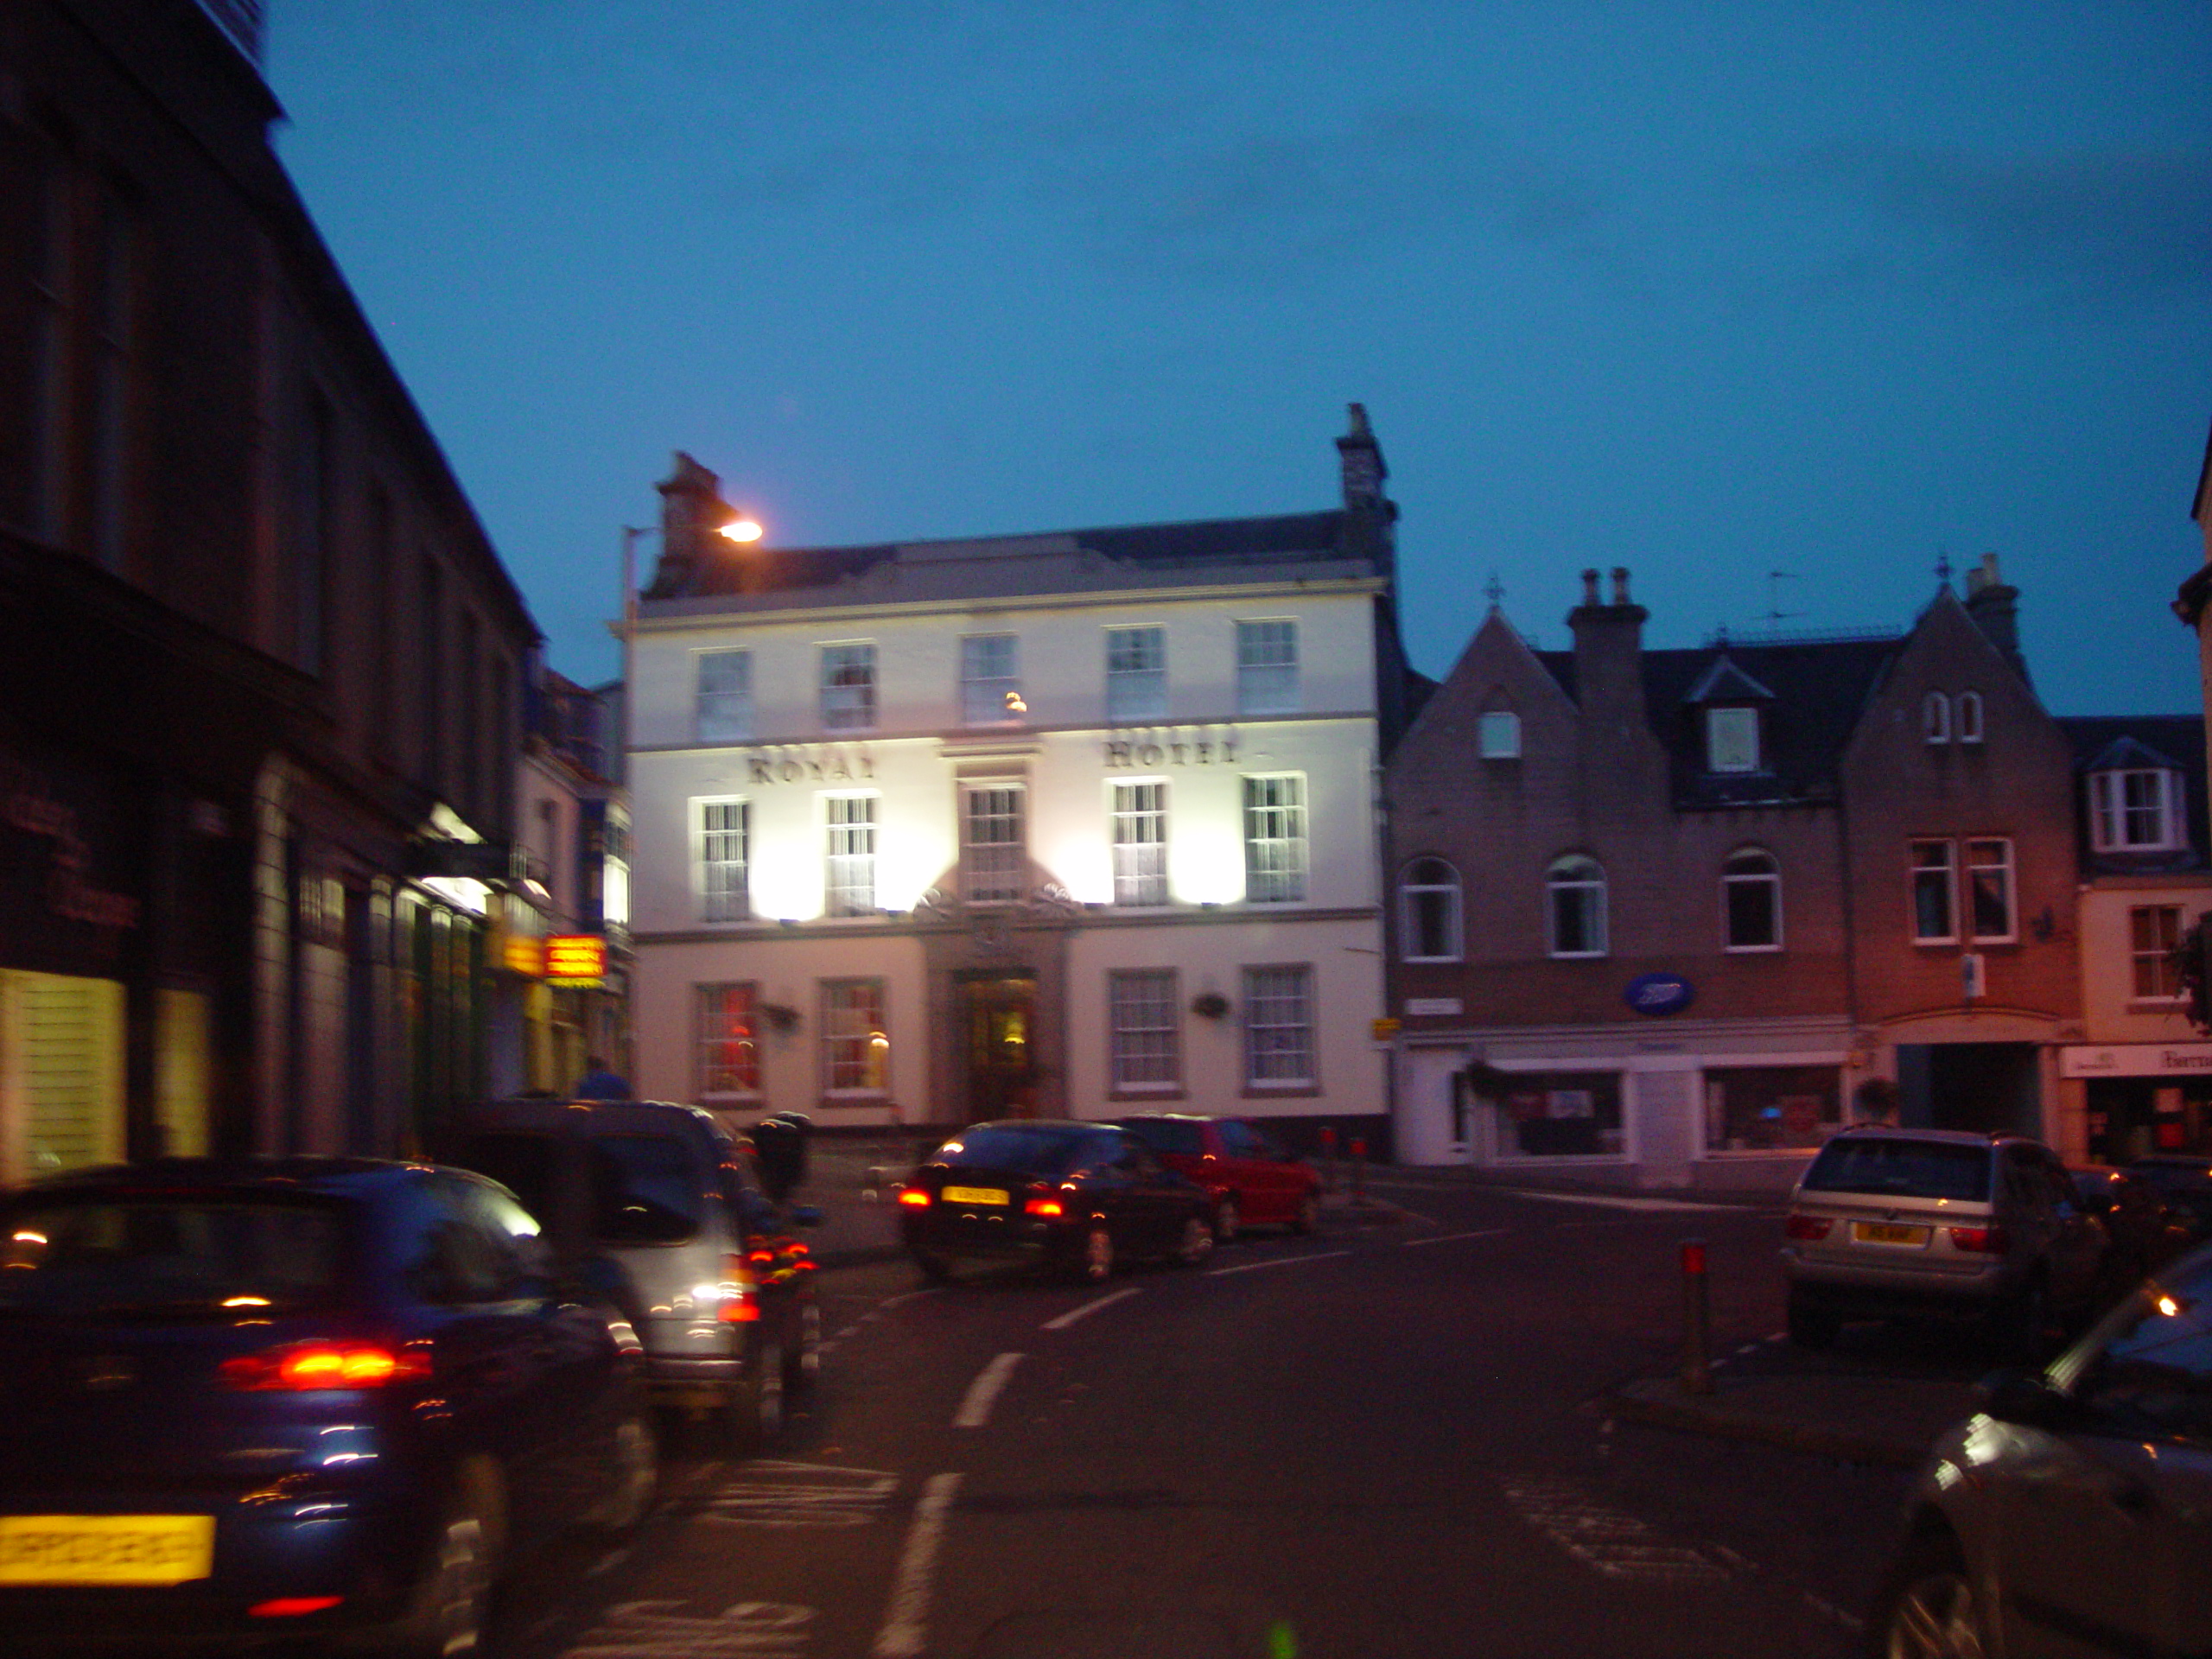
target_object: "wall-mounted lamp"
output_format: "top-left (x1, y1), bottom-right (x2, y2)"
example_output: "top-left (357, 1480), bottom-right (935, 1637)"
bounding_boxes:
top-left (1003, 690), bottom-right (1027, 714)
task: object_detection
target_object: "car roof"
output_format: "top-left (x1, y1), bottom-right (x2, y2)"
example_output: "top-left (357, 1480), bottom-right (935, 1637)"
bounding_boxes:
top-left (960, 1119), bottom-right (1116, 1137)
top-left (464, 1097), bottom-right (727, 1135)
top-left (4, 1155), bottom-right (430, 1201)
top-left (1822, 1127), bottom-right (2002, 1148)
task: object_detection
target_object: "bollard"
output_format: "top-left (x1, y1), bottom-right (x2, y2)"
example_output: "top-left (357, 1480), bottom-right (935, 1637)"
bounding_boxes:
top-left (1349, 1135), bottom-right (1367, 1202)
top-left (1680, 1238), bottom-right (1713, 1395)
top-left (1318, 1126), bottom-right (1338, 1194)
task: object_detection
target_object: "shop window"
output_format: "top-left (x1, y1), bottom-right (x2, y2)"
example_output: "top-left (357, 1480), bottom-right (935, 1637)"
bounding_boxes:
top-left (1497, 1071), bottom-right (1624, 1159)
top-left (1704, 1065), bottom-right (1840, 1153)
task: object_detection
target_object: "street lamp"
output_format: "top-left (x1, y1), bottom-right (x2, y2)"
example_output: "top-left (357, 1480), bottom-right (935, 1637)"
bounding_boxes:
top-left (617, 510), bottom-right (764, 633)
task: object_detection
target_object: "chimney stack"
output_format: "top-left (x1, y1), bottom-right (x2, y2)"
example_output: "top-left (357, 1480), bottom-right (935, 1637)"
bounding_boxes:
top-left (1961, 552), bottom-right (2027, 681)
top-left (646, 452), bottom-right (730, 597)
top-left (1569, 565), bottom-right (1649, 728)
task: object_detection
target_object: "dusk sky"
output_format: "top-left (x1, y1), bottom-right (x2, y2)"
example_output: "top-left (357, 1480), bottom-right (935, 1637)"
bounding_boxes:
top-left (266, 2), bottom-right (2211, 715)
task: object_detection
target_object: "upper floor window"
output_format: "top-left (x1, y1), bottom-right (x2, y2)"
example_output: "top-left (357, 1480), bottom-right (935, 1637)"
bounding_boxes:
top-left (1722, 849), bottom-right (1782, 951)
top-left (1910, 839), bottom-right (1957, 943)
top-left (1236, 620), bottom-right (1300, 715)
top-left (1478, 709), bottom-right (1521, 760)
top-left (824, 795), bottom-right (877, 916)
top-left (1956, 691), bottom-right (1984, 744)
top-left (1923, 693), bottom-right (1951, 744)
top-left (696, 650), bottom-right (753, 743)
top-left (961, 634), bottom-right (1021, 725)
top-left (820, 643), bottom-right (876, 731)
top-left (1705, 707), bottom-right (1760, 773)
top-left (698, 800), bottom-right (749, 922)
top-left (2132, 906), bottom-right (2184, 1001)
top-left (1105, 626), bottom-right (1166, 721)
top-left (961, 783), bottom-right (1026, 904)
top-left (2090, 769), bottom-right (2186, 854)
top-left (1111, 781), bottom-right (1168, 906)
top-left (1546, 855), bottom-right (1607, 958)
top-left (1400, 858), bottom-right (1463, 962)
top-left (1966, 837), bottom-right (2015, 943)
top-left (1243, 774), bottom-right (1307, 903)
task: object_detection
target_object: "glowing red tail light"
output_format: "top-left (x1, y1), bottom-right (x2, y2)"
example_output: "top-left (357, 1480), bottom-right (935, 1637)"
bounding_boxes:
top-left (1783, 1214), bottom-right (1832, 1241)
top-left (251, 1597), bottom-right (345, 1618)
top-left (1948, 1224), bottom-right (2010, 1254)
top-left (220, 1342), bottom-right (429, 1391)
top-left (898, 1187), bottom-right (931, 1208)
top-left (1024, 1196), bottom-right (1064, 1217)
top-left (718, 1252), bottom-right (761, 1323)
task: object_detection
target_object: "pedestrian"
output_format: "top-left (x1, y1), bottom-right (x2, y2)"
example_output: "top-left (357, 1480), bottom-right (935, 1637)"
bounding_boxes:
top-left (574, 1056), bottom-right (630, 1100)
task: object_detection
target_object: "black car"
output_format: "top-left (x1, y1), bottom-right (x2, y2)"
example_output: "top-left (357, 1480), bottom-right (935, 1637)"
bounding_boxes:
top-left (2125, 1154), bottom-right (2212, 1249)
top-left (899, 1121), bottom-right (1216, 1284)
top-left (0, 1158), bottom-right (655, 1656)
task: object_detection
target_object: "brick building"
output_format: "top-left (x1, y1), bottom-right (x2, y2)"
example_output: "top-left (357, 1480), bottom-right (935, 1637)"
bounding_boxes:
top-left (1384, 559), bottom-right (2082, 1188)
top-left (0, 1), bottom-right (538, 1173)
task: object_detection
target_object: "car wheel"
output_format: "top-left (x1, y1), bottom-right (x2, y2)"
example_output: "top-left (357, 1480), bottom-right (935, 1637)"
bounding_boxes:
top-left (383, 1464), bottom-right (500, 1658)
top-left (1213, 1197), bottom-right (1240, 1244)
top-left (1175, 1215), bottom-right (1215, 1268)
top-left (1869, 1531), bottom-right (1986, 1659)
top-left (785, 1300), bottom-right (823, 1398)
top-left (1076, 1224), bottom-right (1115, 1284)
top-left (1786, 1289), bottom-right (1840, 1351)
top-left (725, 1340), bottom-right (786, 1456)
top-left (583, 1394), bottom-right (658, 1536)
top-left (1292, 1192), bottom-right (1322, 1236)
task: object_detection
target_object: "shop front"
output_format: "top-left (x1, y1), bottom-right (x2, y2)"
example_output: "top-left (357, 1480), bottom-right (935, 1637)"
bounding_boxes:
top-left (2063, 1043), bottom-right (2212, 1161)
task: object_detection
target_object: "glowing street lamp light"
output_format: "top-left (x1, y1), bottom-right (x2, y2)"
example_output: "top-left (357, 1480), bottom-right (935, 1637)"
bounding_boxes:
top-left (719, 516), bottom-right (764, 543)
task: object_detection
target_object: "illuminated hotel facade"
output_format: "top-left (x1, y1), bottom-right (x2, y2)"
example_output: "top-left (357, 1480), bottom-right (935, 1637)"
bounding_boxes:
top-left (624, 411), bottom-right (1414, 1142)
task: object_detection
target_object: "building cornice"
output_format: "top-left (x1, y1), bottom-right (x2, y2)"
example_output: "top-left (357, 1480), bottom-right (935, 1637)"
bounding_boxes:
top-left (632, 905), bottom-right (1381, 946)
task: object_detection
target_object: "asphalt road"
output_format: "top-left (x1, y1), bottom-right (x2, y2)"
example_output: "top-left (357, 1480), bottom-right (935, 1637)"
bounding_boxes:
top-left (496, 1181), bottom-right (1918, 1659)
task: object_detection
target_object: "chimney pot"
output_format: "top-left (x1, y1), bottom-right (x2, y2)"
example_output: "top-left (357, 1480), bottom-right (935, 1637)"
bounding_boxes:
top-left (1581, 569), bottom-right (1602, 607)
top-left (1611, 567), bottom-right (1631, 607)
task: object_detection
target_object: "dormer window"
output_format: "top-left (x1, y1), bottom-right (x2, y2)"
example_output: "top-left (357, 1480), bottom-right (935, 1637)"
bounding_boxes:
top-left (1923, 693), bottom-right (1951, 744)
top-left (1478, 709), bottom-right (1521, 760)
top-left (1705, 707), bottom-right (1759, 773)
top-left (2090, 767), bottom-right (2185, 853)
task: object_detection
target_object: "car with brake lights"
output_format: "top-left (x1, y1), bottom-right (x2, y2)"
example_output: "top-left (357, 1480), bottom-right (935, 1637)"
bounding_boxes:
top-left (899, 1121), bottom-right (1216, 1284)
top-left (0, 1157), bottom-right (655, 1656)
top-left (1779, 1128), bottom-right (2107, 1354)
top-left (1106, 1113), bottom-right (1323, 1241)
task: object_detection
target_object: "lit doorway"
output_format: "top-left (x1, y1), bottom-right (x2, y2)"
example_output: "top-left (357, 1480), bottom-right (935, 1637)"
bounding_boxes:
top-left (960, 974), bottom-right (1038, 1121)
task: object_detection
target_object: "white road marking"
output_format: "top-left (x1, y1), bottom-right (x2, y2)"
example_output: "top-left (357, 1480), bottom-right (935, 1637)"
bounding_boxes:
top-left (1500, 1478), bottom-right (1729, 1585)
top-left (1207, 1249), bottom-right (1354, 1276)
top-left (871, 1472), bottom-right (963, 1659)
top-left (952, 1352), bottom-right (1024, 1427)
top-left (700, 1460), bottom-right (900, 1529)
top-left (1402, 1228), bottom-right (1511, 1248)
top-left (567, 1599), bottom-right (813, 1657)
top-left (1041, 1287), bottom-right (1141, 1331)
top-left (1396, 1207), bottom-right (1439, 1227)
top-left (1500, 1190), bottom-right (1738, 1214)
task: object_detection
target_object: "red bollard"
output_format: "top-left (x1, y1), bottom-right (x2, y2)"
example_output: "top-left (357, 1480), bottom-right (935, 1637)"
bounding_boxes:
top-left (1349, 1135), bottom-right (1367, 1202)
top-left (1680, 1238), bottom-right (1713, 1395)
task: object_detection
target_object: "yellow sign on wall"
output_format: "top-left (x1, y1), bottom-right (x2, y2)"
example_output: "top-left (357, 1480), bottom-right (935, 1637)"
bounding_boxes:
top-left (545, 934), bottom-right (607, 984)
top-left (503, 933), bottom-right (545, 976)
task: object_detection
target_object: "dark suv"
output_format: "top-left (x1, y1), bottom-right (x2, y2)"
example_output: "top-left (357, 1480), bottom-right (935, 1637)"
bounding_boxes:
top-left (1779, 1128), bottom-right (2107, 1354)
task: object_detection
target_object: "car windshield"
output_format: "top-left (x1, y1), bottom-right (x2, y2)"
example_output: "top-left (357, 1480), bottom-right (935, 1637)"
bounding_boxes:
top-left (930, 1127), bottom-right (1087, 1176)
top-left (1799, 1138), bottom-right (1992, 1201)
top-left (0, 1195), bottom-right (346, 1318)
top-left (1115, 1119), bottom-right (1204, 1156)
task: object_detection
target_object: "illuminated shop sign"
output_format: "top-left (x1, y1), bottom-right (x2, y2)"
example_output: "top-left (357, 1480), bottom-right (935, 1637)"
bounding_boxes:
top-left (545, 935), bottom-right (608, 984)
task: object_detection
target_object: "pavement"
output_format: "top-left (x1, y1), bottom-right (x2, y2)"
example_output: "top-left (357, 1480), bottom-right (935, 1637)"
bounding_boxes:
top-left (787, 1139), bottom-right (1983, 1471)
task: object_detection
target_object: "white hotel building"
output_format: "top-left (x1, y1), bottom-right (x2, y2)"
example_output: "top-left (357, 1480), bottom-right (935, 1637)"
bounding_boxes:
top-left (623, 411), bottom-right (1414, 1142)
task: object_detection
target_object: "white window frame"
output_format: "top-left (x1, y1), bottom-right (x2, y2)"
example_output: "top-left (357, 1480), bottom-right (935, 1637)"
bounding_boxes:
top-left (1400, 858), bottom-right (1463, 963)
top-left (960, 633), bottom-right (1021, 727)
top-left (696, 649), bottom-right (753, 744)
top-left (1111, 780), bottom-right (1168, 906)
top-left (1721, 849), bottom-right (1783, 952)
top-left (1966, 837), bottom-right (2016, 944)
top-left (824, 794), bottom-right (877, 917)
top-left (1546, 855), bottom-right (1608, 958)
top-left (961, 782), bottom-right (1026, 905)
top-left (696, 981), bottom-right (761, 1097)
top-left (1236, 620), bottom-right (1300, 716)
top-left (1243, 964), bottom-right (1315, 1090)
top-left (1108, 969), bottom-right (1181, 1093)
top-left (1956, 691), bottom-right (1984, 745)
top-left (1105, 626), bottom-right (1166, 722)
top-left (1705, 706), bottom-right (1760, 774)
top-left (2131, 905), bottom-right (2185, 1001)
top-left (1477, 709), bottom-right (1522, 760)
top-left (1910, 838), bottom-right (1958, 944)
top-left (2089, 769), bottom-right (2185, 854)
top-left (1923, 692), bottom-right (1951, 744)
top-left (820, 642), bottom-right (876, 732)
top-left (1243, 774), bottom-right (1308, 904)
top-left (821, 978), bottom-right (888, 1094)
top-left (698, 798), bottom-right (750, 923)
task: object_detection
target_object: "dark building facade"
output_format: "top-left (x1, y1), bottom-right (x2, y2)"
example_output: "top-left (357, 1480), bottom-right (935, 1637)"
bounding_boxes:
top-left (0, 1), bottom-right (538, 1177)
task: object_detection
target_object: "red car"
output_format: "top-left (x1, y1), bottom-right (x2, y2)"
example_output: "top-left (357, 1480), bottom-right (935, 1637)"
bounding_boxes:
top-left (1108, 1115), bottom-right (1323, 1241)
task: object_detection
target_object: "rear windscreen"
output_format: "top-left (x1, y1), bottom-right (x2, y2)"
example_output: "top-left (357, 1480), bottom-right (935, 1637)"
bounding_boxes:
top-left (1116, 1120), bottom-right (1204, 1156)
top-left (1800, 1140), bottom-right (1991, 1202)
top-left (589, 1135), bottom-right (702, 1243)
top-left (0, 1198), bottom-right (346, 1317)
top-left (931, 1127), bottom-right (1085, 1176)
top-left (458, 1132), bottom-right (561, 1223)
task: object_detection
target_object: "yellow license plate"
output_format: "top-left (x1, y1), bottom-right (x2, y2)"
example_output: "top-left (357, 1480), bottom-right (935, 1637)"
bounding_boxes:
top-left (0, 1515), bottom-right (215, 1586)
top-left (942, 1186), bottom-right (1008, 1206)
top-left (1853, 1222), bottom-right (1929, 1246)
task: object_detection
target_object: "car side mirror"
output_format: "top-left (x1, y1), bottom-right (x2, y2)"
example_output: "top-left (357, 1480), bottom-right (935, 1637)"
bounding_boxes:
top-left (1975, 1367), bottom-right (2081, 1432)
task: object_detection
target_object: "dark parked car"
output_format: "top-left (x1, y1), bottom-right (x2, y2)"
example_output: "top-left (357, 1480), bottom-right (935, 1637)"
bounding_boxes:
top-left (1867, 1241), bottom-right (2212, 1658)
top-left (0, 1158), bottom-right (655, 1656)
top-left (445, 1098), bottom-right (821, 1452)
top-left (2125, 1154), bottom-right (2212, 1250)
top-left (899, 1121), bottom-right (1216, 1283)
top-left (2070, 1164), bottom-right (2183, 1299)
top-left (1108, 1114), bottom-right (1323, 1240)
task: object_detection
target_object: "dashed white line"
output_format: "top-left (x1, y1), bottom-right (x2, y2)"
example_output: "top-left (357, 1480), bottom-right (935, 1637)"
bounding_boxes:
top-left (1402, 1228), bottom-right (1512, 1248)
top-left (871, 1472), bottom-right (963, 1659)
top-left (952, 1351), bottom-right (1025, 1427)
top-left (1206, 1249), bottom-right (1355, 1276)
top-left (1041, 1287), bottom-right (1141, 1331)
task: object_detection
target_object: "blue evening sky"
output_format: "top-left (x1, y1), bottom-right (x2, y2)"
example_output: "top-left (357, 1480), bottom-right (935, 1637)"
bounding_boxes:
top-left (266, 2), bottom-right (2211, 713)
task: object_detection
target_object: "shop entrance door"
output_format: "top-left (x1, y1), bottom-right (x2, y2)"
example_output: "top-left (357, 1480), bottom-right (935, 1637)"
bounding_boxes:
top-left (961, 974), bottom-right (1038, 1121)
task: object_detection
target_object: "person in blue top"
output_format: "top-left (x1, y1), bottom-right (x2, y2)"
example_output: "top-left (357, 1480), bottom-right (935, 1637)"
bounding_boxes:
top-left (574, 1057), bottom-right (630, 1100)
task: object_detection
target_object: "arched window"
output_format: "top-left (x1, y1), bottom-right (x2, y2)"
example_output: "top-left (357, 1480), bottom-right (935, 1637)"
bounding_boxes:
top-left (1721, 849), bottom-right (1782, 951)
top-left (1922, 692), bottom-right (1950, 744)
top-left (1955, 691), bottom-right (1983, 744)
top-left (1400, 858), bottom-right (1463, 962)
top-left (1546, 855), bottom-right (1607, 958)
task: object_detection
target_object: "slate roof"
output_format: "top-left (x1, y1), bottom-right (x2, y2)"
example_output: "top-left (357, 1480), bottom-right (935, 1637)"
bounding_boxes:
top-left (1535, 635), bottom-right (1904, 810)
top-left (2057, 714), bottom-right (2209, 873)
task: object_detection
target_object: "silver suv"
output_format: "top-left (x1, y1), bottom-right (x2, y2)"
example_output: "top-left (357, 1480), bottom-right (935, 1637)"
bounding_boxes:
top-left (1779, 1128), bottom-right (2106, 1354)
